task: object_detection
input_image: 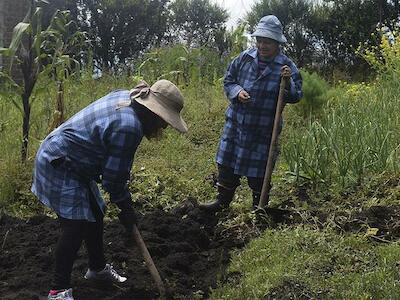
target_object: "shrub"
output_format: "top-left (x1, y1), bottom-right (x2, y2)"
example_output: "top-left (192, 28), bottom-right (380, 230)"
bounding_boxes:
top-left (293, 70), bottom-right (330, 119)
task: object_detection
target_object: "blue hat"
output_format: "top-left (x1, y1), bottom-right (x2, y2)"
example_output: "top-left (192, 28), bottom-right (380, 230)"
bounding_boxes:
top-left (251, 15), bottom-right (287, 44)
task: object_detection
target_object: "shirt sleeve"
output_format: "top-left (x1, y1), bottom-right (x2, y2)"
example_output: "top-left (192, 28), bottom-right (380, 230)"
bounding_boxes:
top-left (101, 125), bottom-right (142, 204)
top-left (284, 64), bottom-right (303, 103)
top-left (223, 54), bottom-right (245, 103)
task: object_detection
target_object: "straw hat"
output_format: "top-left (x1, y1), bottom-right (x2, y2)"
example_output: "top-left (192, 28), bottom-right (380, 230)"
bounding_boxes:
top-left (131, 80), bottom-right (188, 133)
top-left (251, 15), bottom-right (287, 44)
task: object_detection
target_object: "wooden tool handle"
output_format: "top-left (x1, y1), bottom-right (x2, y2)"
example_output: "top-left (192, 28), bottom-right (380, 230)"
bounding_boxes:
top-left (132, 224), bottom-right (166, 298)
top-left (258, 77), bottom-right (288, 208)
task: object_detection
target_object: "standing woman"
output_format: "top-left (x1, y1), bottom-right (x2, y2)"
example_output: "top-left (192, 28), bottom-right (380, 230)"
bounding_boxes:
top-left (31, 80), bottom-right (187, 300)
top-left (200, 15), bottom-right (303, 211)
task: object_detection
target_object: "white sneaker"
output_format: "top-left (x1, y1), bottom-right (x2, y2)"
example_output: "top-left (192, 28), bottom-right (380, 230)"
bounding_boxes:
top-left (84, 263), bottom-right (127, 283)
top-left (47, 288), bottom-right (74, 300)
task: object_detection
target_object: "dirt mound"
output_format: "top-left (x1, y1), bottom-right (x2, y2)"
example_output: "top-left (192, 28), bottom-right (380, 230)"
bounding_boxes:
top-left (0, 202), bottom-right (244, 299)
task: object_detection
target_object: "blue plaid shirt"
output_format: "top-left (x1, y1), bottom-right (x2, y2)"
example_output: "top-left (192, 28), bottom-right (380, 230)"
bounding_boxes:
top-left (31, 90), bottom-right (143, 221)
top-left (216, 48), bottom-right (303, 178)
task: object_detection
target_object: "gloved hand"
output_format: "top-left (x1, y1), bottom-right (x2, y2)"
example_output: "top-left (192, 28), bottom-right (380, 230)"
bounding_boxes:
top-left (118, 209), bottom-right (137, 233)
top-left (116, 198), bottom-right (137, 233)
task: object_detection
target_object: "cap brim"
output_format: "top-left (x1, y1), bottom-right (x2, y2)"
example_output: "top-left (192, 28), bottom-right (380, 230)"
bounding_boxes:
top-left (251, 30), bottom-right (287, 43)
top-left (136, 95), bottom-right (188, 133)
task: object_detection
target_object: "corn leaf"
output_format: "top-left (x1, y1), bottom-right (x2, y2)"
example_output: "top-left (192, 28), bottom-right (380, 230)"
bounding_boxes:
top-left (9, 23), bottom-right (31, 54)
top-left (0, 48), bottom-right (12, 56)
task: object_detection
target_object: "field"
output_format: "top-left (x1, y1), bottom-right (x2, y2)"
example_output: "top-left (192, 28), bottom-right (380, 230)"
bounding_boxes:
top-left (0, 39), bottom-right (400, 299)
top-left (1, 203), bottom-right (246, 299)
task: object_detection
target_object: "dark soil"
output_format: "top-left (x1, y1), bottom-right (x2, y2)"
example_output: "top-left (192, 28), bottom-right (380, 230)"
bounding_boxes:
top-left (3, 192), bottom-right (398, 300)
top-left (0, 199), bottom-right (246, 300)
top-left (342, 205), bottom-right (400, 240)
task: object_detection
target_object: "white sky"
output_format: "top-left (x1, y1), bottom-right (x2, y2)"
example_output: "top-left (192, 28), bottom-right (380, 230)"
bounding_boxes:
top-left (212, 0), bottom-right (257, 29)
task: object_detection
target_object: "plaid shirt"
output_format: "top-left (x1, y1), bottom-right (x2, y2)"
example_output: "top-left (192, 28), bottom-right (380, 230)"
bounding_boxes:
top-left (31, 90), bottom-right (143, 221)
top-left (216, 48), bottom-right (303, 178)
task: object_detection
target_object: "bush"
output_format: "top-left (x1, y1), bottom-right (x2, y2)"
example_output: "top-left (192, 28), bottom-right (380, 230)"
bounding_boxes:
top-left (293, 70), bottom-right (330, 119)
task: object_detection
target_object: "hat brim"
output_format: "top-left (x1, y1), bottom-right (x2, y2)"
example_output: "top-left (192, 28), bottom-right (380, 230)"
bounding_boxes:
top-left (251, 30), bottom-right (287, 44)
top-left (135, 94), bottom-right (188, 133)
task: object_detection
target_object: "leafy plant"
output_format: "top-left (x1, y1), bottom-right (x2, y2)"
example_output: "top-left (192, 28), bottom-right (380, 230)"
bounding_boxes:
top-left (40, 10), bottom-right (89, 132)
top-left (0, 0), bottom-right (88, 161)
top-left (294, 70), bottom-right (330, 119)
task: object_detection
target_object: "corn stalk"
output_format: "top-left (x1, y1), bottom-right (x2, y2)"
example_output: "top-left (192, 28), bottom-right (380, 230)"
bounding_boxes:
top-left (0, 1), bottom-right (87, 161)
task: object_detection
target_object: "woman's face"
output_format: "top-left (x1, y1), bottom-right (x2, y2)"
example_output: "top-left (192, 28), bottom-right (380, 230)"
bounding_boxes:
top-left (256, 37), bottom-right (279, 59)
top-left (145, 115), bottom-right (168, 140)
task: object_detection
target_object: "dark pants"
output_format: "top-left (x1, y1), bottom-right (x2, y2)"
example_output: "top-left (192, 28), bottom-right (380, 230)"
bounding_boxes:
top-left (53, 194), bottom-right (105, 290)
top-left (217, 164), bottom-right (264, 193)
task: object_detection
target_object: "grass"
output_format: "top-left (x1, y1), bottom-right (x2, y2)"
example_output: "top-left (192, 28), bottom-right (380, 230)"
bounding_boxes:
top-left (282, 78), bottom-right (400, 189)
top-left (281, 34), bottom-right (400, 190)
top-left (210, 227), bottom-right (400, 300)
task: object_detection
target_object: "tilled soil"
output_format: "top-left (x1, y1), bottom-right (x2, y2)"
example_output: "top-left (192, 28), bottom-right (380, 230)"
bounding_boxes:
top-left (0, 200), bottom-right (246, 300)
top-left (3, 196), bottom-right (399, 300)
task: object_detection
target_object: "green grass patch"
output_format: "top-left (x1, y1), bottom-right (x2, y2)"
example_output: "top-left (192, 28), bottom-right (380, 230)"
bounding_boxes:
top-left (211, 227), bottom-right (400, 299)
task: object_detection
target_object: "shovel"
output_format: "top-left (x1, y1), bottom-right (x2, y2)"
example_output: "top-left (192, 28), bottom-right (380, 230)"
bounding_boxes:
top-left (132, 224), bottom-right (166, 298)
top-left (257, 76), bottom-right (289, 209)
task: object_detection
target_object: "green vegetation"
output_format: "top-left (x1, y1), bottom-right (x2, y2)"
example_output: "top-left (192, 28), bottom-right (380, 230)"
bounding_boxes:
top-left (0, 71), bottom-right (227, 212)
top-left (283, 35), bottom-right (400, 188)
top-left (211, 227), bottom-right (400, 299)
top-left (1, 1), bottom-right (400, 298)
top-left (1, 37), bottom-right (400, 296)
top-left (0, 2), bottom-right (87, 161)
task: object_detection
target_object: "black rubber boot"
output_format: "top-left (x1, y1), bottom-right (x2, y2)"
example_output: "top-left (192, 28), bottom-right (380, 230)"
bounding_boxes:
top-left (199, 184), bottom-right (235, 212)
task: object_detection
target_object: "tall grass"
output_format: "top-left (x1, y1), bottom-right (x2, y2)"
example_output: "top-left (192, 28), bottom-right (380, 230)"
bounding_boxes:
top-left (135, 45), bottom-right (227, 86)
top-left (283, 35), bottom-right (400, 188)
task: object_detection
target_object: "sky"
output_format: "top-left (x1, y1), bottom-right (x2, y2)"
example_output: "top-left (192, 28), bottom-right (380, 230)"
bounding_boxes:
top-left (212, 0), bottom-right (257, 29)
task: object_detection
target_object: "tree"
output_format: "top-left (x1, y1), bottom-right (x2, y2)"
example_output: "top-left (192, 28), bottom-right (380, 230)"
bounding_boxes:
top-left (168, 0), bottom-right (228, 48)
top-left (246, 0), bottom-right (400, 76)
top-left (76, 0), bottom-right (169, 71)
top-left (214, 23), bottom-right (249, 58)
top-left (41, 0), bottom-right (79, 27)
top-left (0, 1), bottom-right (87, 162)
top-left (309, 0), bottom-right (399, 75)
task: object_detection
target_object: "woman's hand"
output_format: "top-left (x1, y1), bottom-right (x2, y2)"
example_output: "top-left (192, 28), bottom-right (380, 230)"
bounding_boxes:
top-left (238, 89), bottom-right (251, 103)
top-left (281, 65), bottom-right (292, 78)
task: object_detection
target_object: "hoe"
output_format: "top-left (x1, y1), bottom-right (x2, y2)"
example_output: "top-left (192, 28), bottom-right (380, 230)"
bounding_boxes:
top-left (132, 224), bottom-right (166, 298)
top-left (257, 76), bottom-right (289, 211)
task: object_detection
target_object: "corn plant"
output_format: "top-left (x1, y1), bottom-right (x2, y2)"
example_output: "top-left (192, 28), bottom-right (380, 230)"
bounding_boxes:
top-left (40, 10), bottom-right (89, 132)
top-left (0, 0), bottom-right (87, 161)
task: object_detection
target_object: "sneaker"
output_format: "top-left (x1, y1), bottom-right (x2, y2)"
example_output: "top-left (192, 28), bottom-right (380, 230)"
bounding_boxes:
top-left (84, 263), bottom-right (127, 283)
top-left (47, 288), bottom-right (74, 300)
